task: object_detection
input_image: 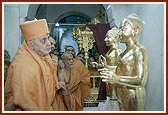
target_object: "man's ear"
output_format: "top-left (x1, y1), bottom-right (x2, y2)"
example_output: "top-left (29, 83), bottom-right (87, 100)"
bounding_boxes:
top-left (27, 40), bottom-right (34, 49)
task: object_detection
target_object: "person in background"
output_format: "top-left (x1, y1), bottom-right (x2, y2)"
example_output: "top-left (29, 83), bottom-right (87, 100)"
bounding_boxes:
top-left (76, 52), bottom-right (85, 64)
top-left (4, 19), bottom-right (63, 111)
top-left (65, 45), bottom-right (76, 57)
top-left (60, 29), bottom-right (79, 55)
top-left (88, 56), bottom-right (97, 68)
top-left (48, 36), bottom-right (59, 71)
top-left (4, 49), bottom-right (11, 85)
top-left (88, 56), bottom-right (100, 76)
top-left (48, 36), bottom-right (58, 56)
top-left (87, 56), bottom-right (101, 89)
top-left (55, 51), bottom-right (91, 111)
top-left (4, 49), bottom-right (11, 105)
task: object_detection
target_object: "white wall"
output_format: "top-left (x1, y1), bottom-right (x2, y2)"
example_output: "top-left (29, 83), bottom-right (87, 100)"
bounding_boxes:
top-left (4, 4), bottom-right (20, 61)
top-left (110, 3), bottom-right (165, 111)
top-left (4, 4), bottom-right (29, 61)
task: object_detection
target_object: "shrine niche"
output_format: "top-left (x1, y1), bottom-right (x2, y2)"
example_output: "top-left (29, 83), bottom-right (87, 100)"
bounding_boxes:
top-left (72, 25), bottom-right (101, 102)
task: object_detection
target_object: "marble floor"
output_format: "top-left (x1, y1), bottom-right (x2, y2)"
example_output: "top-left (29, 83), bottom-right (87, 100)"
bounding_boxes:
top-left (83, 99), bottom-right (120, 111)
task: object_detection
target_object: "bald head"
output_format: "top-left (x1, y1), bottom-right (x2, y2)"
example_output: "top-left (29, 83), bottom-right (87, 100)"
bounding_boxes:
top-left (61, 51), bottom-right (74, 68)
top-left (62, 51), bottom-right (73, 59)
top-left (65, 45), bottom-right (75, 57)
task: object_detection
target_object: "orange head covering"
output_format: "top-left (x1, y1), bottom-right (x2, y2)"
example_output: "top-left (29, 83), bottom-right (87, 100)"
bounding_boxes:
top-left (20, 19), bottom-right (49, 41)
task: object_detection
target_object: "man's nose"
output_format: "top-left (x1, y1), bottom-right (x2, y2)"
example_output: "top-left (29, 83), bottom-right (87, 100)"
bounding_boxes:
top-left (69, 59), bottom-right (74, 63)
top-left (46, 39), bottom-right (51, 45)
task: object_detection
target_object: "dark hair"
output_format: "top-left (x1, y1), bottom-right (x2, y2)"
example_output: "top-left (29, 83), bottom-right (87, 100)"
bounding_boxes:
top-left (77, 52), bottom-right (84, 56)
top-left (65, 45), bottom-right (74, 51)
top-left (4, 49), bottom-right (10, 62)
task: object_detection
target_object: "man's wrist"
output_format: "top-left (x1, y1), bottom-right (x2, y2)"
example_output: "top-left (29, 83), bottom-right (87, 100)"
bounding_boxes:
top-left (62, 89), bottom-right (70, 95)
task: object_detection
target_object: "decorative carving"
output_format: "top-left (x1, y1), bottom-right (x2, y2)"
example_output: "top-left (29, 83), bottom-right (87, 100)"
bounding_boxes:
top-left (72, 26), bottom-right (95, 67)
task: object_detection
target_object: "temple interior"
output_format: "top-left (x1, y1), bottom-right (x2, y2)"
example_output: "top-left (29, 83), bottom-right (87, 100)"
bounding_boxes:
top-left (3, 3), bottom-right (165, 111)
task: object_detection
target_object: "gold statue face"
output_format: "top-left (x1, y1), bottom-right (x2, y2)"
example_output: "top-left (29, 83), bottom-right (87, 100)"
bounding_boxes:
top-left (105, 31), bottom-right (115, 46)
top-left (104, 27), bottom-right (119, 46)
top-left (99, 13), bottom-right (147, 111)
top-left (119, 13), bottom-right (144, 43)
top-left (119, 20), bottom-right (134, 43)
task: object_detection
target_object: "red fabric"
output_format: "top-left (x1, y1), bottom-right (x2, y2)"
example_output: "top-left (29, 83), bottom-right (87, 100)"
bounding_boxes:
top-left (86, 23), bottom-right (110, 55)
top-left (87, 24), bottom-right (111, 100)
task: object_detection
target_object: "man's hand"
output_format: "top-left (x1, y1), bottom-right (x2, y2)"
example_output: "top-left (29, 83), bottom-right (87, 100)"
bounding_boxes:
top-left (100, 70), bottom-right (119, 84)
top-left (108, 74), bottom-right (119, 84)
top-left (58, 60), bottom-right (65, 69)
top-left (99, 55), bottom-right (107, 67)
top-left (58, 82), bottom-right (66, 90)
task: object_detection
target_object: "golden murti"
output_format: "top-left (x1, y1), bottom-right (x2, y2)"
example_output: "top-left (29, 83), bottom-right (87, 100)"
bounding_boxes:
top-left (98, 27), bottom-right (122, 99)
top-left (103, 27), bottom-right (122, 67)
top-left (100, 13), bottom-right (148, 111)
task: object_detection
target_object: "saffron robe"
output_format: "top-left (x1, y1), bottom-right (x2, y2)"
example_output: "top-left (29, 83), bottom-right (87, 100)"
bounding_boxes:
top-left (4, 42), bottom-right (59, 111)
top-left (54, 59), bottom-right (91, 111)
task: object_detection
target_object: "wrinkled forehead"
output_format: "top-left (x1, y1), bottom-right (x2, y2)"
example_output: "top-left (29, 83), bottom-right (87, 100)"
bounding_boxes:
top-left (33, 34), bottom-right (49, 41)
top-left (62, 52), bottom-right (73, 59)
top-left (29, 34), bottom-right (49, 45)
